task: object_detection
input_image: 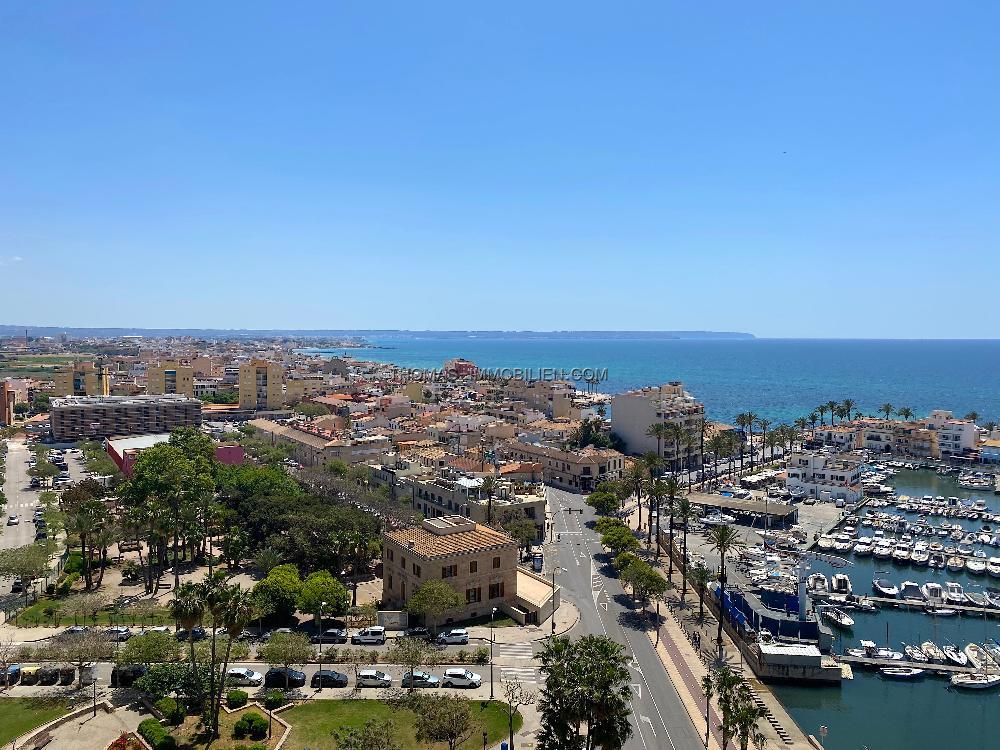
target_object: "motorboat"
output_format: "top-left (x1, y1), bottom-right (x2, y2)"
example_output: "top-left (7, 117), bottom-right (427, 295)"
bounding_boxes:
top-left (873, 542), bottom-right (894, 559)
top-left (880, 667), bottom-right (926, 680)
top-left (807, 573), bottom-right (829, 598)
top-left (821, 607), bottom-right (855, 629)
top-left (899, 581), bottom-right (923, 601)
top-left (985, 591), bottom-right (1000, 609)
top-left (963, 643), bottom-right (996, 670)
top-left (817, 535), bottom-right (836, 551)
top-left (943, 645), bottom-right (969, 666)
top-left (830, 573), bottom-right (853, 597)
top-left (833, 534), bottom-right (854, 552)
top-left (966, 592), bottom-right (988, 607)
top-left (920, 582), bottom-right (945, 602)
top-left (872, 578), bottom-right (898, 598)
top-left (846, 640), bottom-right (902, 660)
top-left (928, 553), bottom-right (947, 569)
top-left (967, 558), bottom-right (987, 575)
top-left (842, 595), bottom-right (878, 612)
top-left (946, 556), bottom-right (965, 572)
top-left (944, 581), bottom-right (968, 606)
top-left (854, 540), bottom-right (874, 556)
top-left (910, 549), bottom-right (930, 566)
top-left (903, 644), bottom-right (928, 663)
top-left (892, 542), bottom-right (912, 564)
top-left (950, 673), bottom-right (1000, 690)
top-left (925, 606), bottom-right (958, 617)
top-left (921, 641), bottom-right (946, 662)
top-left (701, 512), bottom-right (737, 527)
top-left (988, 558), bottom-right (1000, 578)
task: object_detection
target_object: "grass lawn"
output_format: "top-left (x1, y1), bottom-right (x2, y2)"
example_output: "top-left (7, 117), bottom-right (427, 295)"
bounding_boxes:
top-left (0, 698), bottom-right (70, 745)
top-left (447, 612), bottom-right (520, 629)
top-left (170, 707), bottom-right (282, 750)
top-left (12, 597), bottom-right (171, 628)
top-left (282, 698), bottom-right (521, 750)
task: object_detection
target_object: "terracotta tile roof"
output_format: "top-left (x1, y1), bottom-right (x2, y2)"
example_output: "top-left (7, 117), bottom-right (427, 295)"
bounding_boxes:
top-left (384, 523), bottom-right (517, 559)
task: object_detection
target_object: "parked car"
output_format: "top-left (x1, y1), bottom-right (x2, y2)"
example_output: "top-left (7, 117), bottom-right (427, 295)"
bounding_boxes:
top-left (217, 627), bottom-right (254, 641)
top-left (262, 627), bottom-right (295, 641)
top-left (356, 669), bottom-right (392, 688)
top-left (4, 665), bottom-right (21, 685)
top-left (403, 626), bottom-right (431, 639)
top-left (351, 626), bottom-right (386, 645)
top-left (34, 531), bottom-right (47, 541)
top-left (10, 580), bottom-right (25, 593)
top-left (264, 667), bottom-right (306, 688)
top-left (226, 667), bottom-right (264, 687)
top-left (20, 666), bottom-right (40, 685)
top-left (105, 626), bottom-right (133, 642)
top-left (136, 626), bottom-right (172, 636)
top-left (401, 670), bottom-right (440, 688)
top-left (60, 626), bottom-right (91, 638)
top-left (311, 628), bottom-right (348, 645)
top-left (436, 628), bottom-right (470, 645)
top-left (310, 669), bottom-right (349, 688)
top-left (7, 515), bottom-right (19, 526)
top-left (441, 668), bottom-right (482, 688)
top-left (110, 664), bottom-right (147, 688)
top-left (175, 626), bottom-right (207, 641)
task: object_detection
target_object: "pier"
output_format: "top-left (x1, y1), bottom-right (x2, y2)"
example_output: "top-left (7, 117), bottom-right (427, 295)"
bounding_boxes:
top-left (860, 596), bottom-right (1000, 618)
top-left (835, 654), bottom-right (985, 674)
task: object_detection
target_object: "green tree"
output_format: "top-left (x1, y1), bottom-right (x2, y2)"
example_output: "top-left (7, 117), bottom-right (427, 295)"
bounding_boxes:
top-left (480, 476), bottom-right (498, 524)
top-left (170, 581), bottom-right (206, 707)
top-left (405, 579), bottom-right (462, 635)
top-left (675, 496), bottom-right (697, 603)
top-left (501, 510), bottom-right (539, 556)
top-left (252, 563), bottom-right (303, 621)
top-left (410, 694), bottom-right (480, 750)
top-left (537, 635), bottom-right (633, 750)
top-left (585, 490), bottom-right (618, 516)
top-left (594, 516), bottom-right (626, 536)
top-left (880, 403), bottom-right (895, 420)
top-left (623, 461), bottom-right (647, 532)
top-left (117, 631), bottom-right (180, 666)
top-left (13, 401), bottom-right (29, 416)
top-left (293, 402), bottom-right (331, 418)
top-left (298, 570), bottom-right (350, 625)
top-left (502, 675), bottom-right (536, 750)
top-left (707, 525), bottom-right (743, 645)
top-left (662, 475), bottom-right (680, 580)
top-left (258, 632), bottom-right (315, 689)
top-left (600, 526), bottom-right (639, 557)
top-left (212, 585), bottom-right (257, 736)
top-left (332, 718), bottom-right (399, 750)
top-left (690, 563), bottom-right (713, 621)
top-left (386, 637), bottom-right (440, 692)
top-left (0, 545), bottom-right (50, 603)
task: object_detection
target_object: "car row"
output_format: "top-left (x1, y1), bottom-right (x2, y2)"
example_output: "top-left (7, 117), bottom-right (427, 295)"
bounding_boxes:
top-left (227, 666), bottom-right (481, 689)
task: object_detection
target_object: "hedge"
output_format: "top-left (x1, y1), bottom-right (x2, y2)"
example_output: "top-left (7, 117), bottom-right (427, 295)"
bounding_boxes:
top-left (233, 712), bottom-right (268, 740)
top-left (138, 718), bottom-right (177, 750)
top-left (227, 690), bottom-right (248, 709)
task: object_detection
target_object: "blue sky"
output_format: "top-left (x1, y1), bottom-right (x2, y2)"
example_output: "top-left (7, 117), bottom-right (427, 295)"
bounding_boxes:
top-left (2, 2), bottom-right (997, 337)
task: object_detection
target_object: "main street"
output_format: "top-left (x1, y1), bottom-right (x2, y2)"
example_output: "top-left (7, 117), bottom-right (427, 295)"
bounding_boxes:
top-left (547, 486), bottom-right (704, 750)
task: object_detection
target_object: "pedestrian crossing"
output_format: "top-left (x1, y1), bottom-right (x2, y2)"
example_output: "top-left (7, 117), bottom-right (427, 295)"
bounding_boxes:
top-left (499, 666), bottom-right (538, 683)
top-left (493, 642), bottom-right (535, 659)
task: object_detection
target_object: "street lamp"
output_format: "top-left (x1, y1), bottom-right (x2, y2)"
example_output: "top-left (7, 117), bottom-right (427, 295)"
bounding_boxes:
top-left (318, 600), bottom-right (327, 657)
top-left (483, 731), bottom-right (488, 750)
top-left (489, 606), bottom-right (497, 699)
top-left (550, 566), bottom-right (562, 635)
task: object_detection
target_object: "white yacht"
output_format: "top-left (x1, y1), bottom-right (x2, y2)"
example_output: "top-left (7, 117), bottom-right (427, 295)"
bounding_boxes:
top-left (987, 557), bottom-right (1000, 578)
top-left (944, 581), bottom-right (968, 606)
top-left (967, 558), bottom-right (987, 575)
top-left (807, 573), bottom-right (829, 598)
top-left (899, 581), bottom-right (923, 601)
top-left (891, 542), bottom-right (912, 564)
top-left (920, 581), bottom-right (944, 602)
top-left (830, 573), bottom-right (853, 597)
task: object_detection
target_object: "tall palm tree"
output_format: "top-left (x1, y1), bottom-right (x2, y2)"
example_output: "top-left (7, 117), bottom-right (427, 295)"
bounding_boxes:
top-left (690, 563), bottom-right (713, 621)
top-left (841, 399), bottom-right (856, 421)
top-left (694, 417), bottom-right (708, 483)
top-left (741, 412), bottom-right (759, 471)
top-left (732, 682), bottom-right (768, 750)
top-left (896, 406), bottom-right (914, 422)
top-left (700, 675), bottom-right (715, 748)
top-left (665, 422), bottom-right (686, 474)
top-left (201, 571), bottom-right (229, 736)
top-left (212, 585), bottom-right (256, 736)
top-left (624, 461), bottom-right (647, 532)
top-left (683, 431), bottom-right (698, 493)
top-left (647, 478), bottom-right (667, 550)
top-left (807, 411), bottom-right (819, 432)
top-left (815, 404), bottom-right (828, 426)
top-left (707, 525), bottom-right (743, 645)
top-left (825, 400), bottom-right (838, 425)
top-left (663, 476), bottom-right (680, 579)
top-left (642, 451), bottom-right (664, 481)
top-left (170, 581), bottom-right (205, 708)
top-left (964, 411), bottom-right (980, 424)
top-left (880, 403), bottom-right (895, 420)
top-left (646, 422), bottom-right (666, 461)
top-left (712, 666), bottom-right (744, 750)
top-left (755, 418), bottom-right (771, 465)
top-left (480, 476), bottom-right (498, 524)
top-left (706, 434), bottom-right (725, 490)
top-left (676, 497), bottom-right (697, 604)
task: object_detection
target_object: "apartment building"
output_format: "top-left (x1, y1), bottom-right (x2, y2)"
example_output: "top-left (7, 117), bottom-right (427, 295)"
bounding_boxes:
top-left (504, 440), bottom-right (624, 492)
top-left (924, 410), bottom-right (978, 456)
top-left (857, 419), bottom-right (940, 459)
top-left (812, 425), bottom-right (858, 451)
top-left (50, 394), bottom-right (202, 441)
top-left (239, 359), bottom-right (284, 411)
top-left (610, 382), bottom-right (705, 468)
top-left (382, 516), bottom-right (557, 625)
top-left (785, 451), bottom-right (863, 503)
top-left (53, 362), bottom-right (111, 397)
top-left (981, 440), bottom-right (1000, 465)
top-left (285, 374), bottom-right (328, 404)
top-left (147, 361), bottom-right (195, 398)
top-left (0, 381), bottom-right (14, 426)
top-left (407, 473), bottom-right (546, 538)
top-left (248, 418), bottom-right (392, 467)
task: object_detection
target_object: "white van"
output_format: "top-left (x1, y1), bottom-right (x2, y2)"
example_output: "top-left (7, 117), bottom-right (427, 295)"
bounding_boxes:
top-left (351, 626), bottom-right (386, 645)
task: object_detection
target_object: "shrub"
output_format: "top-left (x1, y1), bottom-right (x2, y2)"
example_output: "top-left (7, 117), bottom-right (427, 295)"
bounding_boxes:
top-left (472, 646), bottom-right (490, 665)
top-left (64, 552), bottom-right (84, 575)
top-left (263, 689), bottom-right (285, 710)
top-left (154, 697), bottom-right (182, 724)
top-left (138, 718), bottom-right (177, 750)
top-left (58, 572), bottom-right (80, 596)
top-left (233, 711), bottom-right (268, 740)
top-left (227, 689), bottom-right (248, 709)
top-left (456, 648), bottom-right (468, 663)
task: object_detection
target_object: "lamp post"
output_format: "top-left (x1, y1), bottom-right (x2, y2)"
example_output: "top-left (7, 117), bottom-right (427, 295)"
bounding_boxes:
top-left (483, 730), bottom-right (488, 750)
top-left (489, 606), bottom-right (497, 699)
top-left (318, 600), bottom-right (327, 656)
top-left (550, 566), bottom-right (562, 636)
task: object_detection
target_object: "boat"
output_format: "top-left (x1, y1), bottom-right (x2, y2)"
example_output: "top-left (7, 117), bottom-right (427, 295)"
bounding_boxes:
top-left (830, 573), bottom-right (853, 597)
top-left (943, 645), bottom-right (969, 666)
top-left (967, 592), bottom-right (988, 607)
top-left (817, 535), bottom-right (836, 551)
top-left (880, 667), bottom-right (926, 680)
top-left (872, 578), bottom-right (898, 598)
top-left (853, 540), bottom-right (874, 556)
top-left (846, 640), bottom-right (903, 660)
top-left (944, 581), bottom-right (968, 606)
top-left (821, 607), bottom-right (855, 629)
top-left (920, 581), bottom-right (945, 602)
top-left (843, 595), bottom-right (879, 612)
top-left (950, 673), bottom-right (1000, 690)
top-left (925, 607), bottom-right (958, 617)
top-left (963, 643), bottom-right (996, 670)
top-left (921, 641), bottom-right (947, 662)
top-left (903, 644), bottom-right (929, 662)
top-left (892, 542), bottom-right (912, 564)
top-left (910, 549), bottom-right (930, 566)
top-left (985, 591), bottom-right (1000, 609)
top-left (928, 552), bottom-right (947, 569)
top-left (807, 573), bottom-right (830, 598)
top-left (988, 558), bottom-right (1000, 578)
top-left (947, 556), bottom-right (965, 572)
top-left (702, 512), bottom-right (737, 527)
top-left (873, 542), bottom-right (894, 559)
top-left (899, 581), bottom-right (923, 601)
top-left (967, 558), bottom-right (987, 575)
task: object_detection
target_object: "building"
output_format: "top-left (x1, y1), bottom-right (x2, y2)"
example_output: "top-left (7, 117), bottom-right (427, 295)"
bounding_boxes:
top-left (924, 410), bottom-right (978, 456)
top-left (504, 440), bottom-right (624, 492)
top-left (0, 381), bottom-right (14, 426)
top-left (382, 515), bottom-right (558, 625)
top-left (811, 425), bottom-right (858, 451)
top-left (50, 395), bottom-right (203, 442)
top-left (785, 451), bottom-right (863, 503)
top-left (105, 433), bottom-right (243, 476)
top-left (610, 382), bottom-right (705, 468)
top-left (53, 362), bottom-right (111, 397)
top-left (285, 374), bottom-right (329, 404)
top-left (147, 361), bottom-right (195, 397)
top-left (248, 418), bottom-right (392, 467)
top-left (407, 474), bottom-right (546, 537)
top-left (239, 359), bottom-right (284, 411)
top-left (980, 440), bottom-right (1000, 465)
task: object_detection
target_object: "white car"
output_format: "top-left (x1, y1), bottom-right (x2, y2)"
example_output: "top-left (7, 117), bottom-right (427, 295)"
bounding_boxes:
top-left (442, 668), bottom-right (482, 688)
top-left (356, 669), bottom-right (392, 688)
top-left (436, 628), bottom-right (470, 645)
top-left (6, 516), bottom-right (19, 526)
top-left (351, 626), bottom-right (386, 645)
top-left (226, 667), bottom-right (264, 687)
top-left (105, 626), bottom-right (133, 642)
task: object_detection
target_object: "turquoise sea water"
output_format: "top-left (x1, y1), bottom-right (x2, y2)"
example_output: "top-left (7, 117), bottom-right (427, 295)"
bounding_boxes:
top-left (771, 470), bottom-right (1000, 750)
top-left (306, 337), bottom-right (1000, 424)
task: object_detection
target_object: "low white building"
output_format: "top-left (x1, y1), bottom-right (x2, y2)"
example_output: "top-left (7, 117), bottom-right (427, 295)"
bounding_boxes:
top-left (785, 451), bottom-right (863, 503)
top-left (924, 410), bottom-right (978, 456)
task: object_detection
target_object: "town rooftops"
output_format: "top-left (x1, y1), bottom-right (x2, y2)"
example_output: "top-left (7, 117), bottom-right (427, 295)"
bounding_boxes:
top-left (384, 516), bottom-right (516, 559)
top-left (106, 433), bottom-right (171, 453)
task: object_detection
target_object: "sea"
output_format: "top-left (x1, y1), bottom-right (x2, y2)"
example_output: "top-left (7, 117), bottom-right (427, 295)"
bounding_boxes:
top-left (302, 337), bottom-right (1000, 425)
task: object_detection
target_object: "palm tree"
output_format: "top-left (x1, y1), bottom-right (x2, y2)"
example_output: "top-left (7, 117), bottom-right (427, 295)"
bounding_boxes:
top-left (212, 585), bottom-right (256, 736)
top-left (712, 666), bottom-right (744, 750)
top-left (201, 571), bottom-right (230, 736)
top-left (896, 406), bottom-right (914, 422)
top-left (807, 411), bottom-right (819, 432)
top-left (700, 674), bottom-right (715, 748)
top-left (170, 581), bottom-right (205, 708)
top-left (683, 431), bottom-right (698, 492)
top-left (755, 418), bottom-right (771, 465)
top-left (624, 461), bottom-right (648, 532)
top-left (676, 497), bottom-right (697, 604)
top-left (815, 404), bottom-right (828, 426)
top-left (647, 478), bottom-right (668, 552)
top-left (690, 564), bottom-right (713, 621)
top-left (706, 434), bottom-right (726, 490)
top-left (964, 411), bottom-right (980, 423)
top-left (642, 451), bottom-right (664, 481)
top-left (646, 422), bottom-right (666, 461)
top-left (694, 417), bottom-right (708, 483)
top-left (983, 421), bottom-right (997, 433)
top-left (834, 404), bottom-right (850, 423)
top-left (480, 476), bottom-right (498, 524)
top-left (880, 403), bottom-right (894, 420)
top-left (741, 412), bottom-right (759, 471)
top-left (732, 682), bottom-right (768, 750)
top-left (825, 400), bottom-right (838, 425)
top-left (665, 422), bottom-right (686, 474)
top-left (707, 525), bottom-right (743, 645)
top-left (663, 476), bottom-right (680, 579)
top-left (841, 399), bottom-right (856, 422)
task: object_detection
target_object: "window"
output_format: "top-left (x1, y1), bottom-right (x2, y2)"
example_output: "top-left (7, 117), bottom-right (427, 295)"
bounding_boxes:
top-left (388, 574), bottom-right (393, 590)
top-left (489, 582), bottom-right (505, 599)
top-left (442, 565), bottom-right (458, 579)
top-left (401, 582), bottom-right (406, 599)
top-left (401, 557), bottom-right (407, 570)
top-left (470, 561), bottom-right (478, 573)
top-left (492, 556), bottom-right (501, 569)
top-left (413, 563), bottom-right (422, 577)
top-left (466, 587), bottom-right (481, 604)
top-left (387, 549), bottom-right (394, 562)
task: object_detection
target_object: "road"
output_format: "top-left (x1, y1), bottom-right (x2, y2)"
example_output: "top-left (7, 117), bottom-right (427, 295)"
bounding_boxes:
top-left (548, 486), bottom-right (704, 750)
